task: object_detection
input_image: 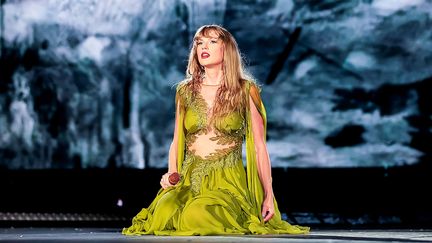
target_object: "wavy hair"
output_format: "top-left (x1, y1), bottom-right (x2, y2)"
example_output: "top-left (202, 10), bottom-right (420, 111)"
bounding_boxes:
top-left (181, 24), bottom-right (256, 122)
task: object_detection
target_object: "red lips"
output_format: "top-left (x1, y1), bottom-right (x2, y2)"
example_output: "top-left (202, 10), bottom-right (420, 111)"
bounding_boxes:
top-left (201, 52), bottom-right (210, 59)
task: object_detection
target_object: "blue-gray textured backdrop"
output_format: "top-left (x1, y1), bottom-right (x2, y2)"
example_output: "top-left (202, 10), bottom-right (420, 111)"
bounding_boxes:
top-left (1, 0), bottom-right (431, 169)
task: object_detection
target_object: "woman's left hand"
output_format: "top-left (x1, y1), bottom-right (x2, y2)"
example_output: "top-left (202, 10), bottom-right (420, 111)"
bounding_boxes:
top-left (261, 196), bottom-right (275, 222)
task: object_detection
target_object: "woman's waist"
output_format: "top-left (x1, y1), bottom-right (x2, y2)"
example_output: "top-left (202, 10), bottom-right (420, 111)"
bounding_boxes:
top-left (185, 144), bottom-right (242, 162)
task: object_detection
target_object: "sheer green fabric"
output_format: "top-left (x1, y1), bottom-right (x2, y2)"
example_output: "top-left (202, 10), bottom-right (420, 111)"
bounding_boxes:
top-left (122, 80), bottom-right (310, 235)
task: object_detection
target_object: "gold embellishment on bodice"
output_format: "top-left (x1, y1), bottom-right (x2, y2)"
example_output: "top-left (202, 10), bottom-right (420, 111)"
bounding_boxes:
top-left (183, 90), bottom-right (245, 160)
top-left (182, 148), bottom-right (242, 195)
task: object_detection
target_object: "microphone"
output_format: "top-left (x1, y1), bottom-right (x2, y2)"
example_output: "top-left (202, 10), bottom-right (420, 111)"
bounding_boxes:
top-left (168, 172), bottom-right (180, 185)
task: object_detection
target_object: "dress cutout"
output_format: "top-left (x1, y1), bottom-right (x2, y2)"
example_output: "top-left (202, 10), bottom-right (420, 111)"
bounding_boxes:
top-left (122, 80), bottom-right (310, 235)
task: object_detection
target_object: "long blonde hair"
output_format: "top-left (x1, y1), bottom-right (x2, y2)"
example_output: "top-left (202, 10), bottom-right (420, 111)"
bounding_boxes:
top-left (182, 24), bottom-right (255, 121)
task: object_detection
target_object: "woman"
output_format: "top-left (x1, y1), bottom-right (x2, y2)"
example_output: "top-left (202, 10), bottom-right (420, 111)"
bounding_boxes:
top-left (122, 24), bottom-right (310, 235)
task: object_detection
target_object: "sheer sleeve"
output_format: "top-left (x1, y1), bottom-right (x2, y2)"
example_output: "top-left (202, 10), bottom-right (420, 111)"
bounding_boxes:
top-left (249, 85), bottom-right (273, 198)
top-left (168, 83), bottom-right (186, 173)
top-left (245, 81), bottom-right (268, 218)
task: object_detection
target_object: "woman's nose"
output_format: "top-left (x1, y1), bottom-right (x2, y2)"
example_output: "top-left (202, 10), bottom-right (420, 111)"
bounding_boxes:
top-left (202, 42), bottom-right (209, 49)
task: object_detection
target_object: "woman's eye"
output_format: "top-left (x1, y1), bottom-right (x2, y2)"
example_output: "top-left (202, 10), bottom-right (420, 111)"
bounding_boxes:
top-left (196, 42), bottom-right (203, 45)
top-left (211, 40), bottom-right (217, 43)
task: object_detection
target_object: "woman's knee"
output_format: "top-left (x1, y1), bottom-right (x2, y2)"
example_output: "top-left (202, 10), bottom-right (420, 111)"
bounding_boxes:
top-left (156, 191), bottom-right (179, 211)
top-left (182, 199), bottom-right (209, 218)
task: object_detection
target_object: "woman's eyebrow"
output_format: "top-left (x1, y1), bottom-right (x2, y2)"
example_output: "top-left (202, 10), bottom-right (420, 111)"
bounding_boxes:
top-left (195, 36), bottom-right (219, 41)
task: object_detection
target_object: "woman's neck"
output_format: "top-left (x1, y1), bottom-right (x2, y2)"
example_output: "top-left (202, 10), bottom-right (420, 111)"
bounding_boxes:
top-left (203, 67), bottom-right (223, 85)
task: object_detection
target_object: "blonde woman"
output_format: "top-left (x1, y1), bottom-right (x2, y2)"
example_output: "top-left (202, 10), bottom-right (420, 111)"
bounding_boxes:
top-left (123, 24), bottom-right (309, 236)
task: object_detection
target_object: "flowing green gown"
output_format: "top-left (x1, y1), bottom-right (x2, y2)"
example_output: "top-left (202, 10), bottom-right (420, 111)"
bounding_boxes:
top-left (122, 80), bottom-right (310, 236)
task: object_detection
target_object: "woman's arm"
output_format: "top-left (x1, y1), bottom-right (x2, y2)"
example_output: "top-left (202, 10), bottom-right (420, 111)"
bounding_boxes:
top-left (161, 92), bottom-right (182, 189)
top-left (168, 100), bottom-right (181, 173)
top-left (249, 85), bottom-right (275, 222)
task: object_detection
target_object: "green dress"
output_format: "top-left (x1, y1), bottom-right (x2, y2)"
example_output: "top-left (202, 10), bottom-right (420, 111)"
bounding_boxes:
top-left (122, 80), bottom-right (310, 236)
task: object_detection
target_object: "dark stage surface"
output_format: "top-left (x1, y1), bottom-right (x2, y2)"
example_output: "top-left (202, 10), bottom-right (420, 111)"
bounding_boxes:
top-left (1, 167), bottom-right (432, 243)
top-left (1, 228), bottom-right (432, 242)
top-left (1, 166), bottom-right (432, 230)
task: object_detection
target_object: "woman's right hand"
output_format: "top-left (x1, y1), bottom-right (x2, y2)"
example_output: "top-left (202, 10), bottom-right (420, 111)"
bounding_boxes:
top-left (160, 172), bottom-right (175, 189)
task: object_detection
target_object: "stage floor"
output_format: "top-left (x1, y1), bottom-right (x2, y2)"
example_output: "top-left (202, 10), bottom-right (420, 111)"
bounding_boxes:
top-left (1, 228), bottom-right (431, 242)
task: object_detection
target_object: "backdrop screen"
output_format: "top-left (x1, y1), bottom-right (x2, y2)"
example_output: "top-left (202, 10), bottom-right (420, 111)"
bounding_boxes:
top-left (1, 0), bottom-right (430, 169)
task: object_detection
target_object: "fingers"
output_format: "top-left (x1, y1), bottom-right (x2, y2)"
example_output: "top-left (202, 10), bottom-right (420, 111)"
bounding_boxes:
top-left (262, 206), bottom-right (274, 222)
top-left (160, 180), bottom-right (170, 189)
top-left (160, 173), bottom-right (173, 189)
top-left (160, 177), bottom-right (166, 189)
top-left (263, 210), bottom-right (274, 222)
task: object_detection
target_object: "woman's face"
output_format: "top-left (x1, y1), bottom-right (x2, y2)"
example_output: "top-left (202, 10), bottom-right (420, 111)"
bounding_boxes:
top-left (196, 32), bottom-right (224, 68)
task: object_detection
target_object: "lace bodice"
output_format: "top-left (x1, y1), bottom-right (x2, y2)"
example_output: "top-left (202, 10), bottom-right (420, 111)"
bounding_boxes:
top-left (178, 84), bottom-right (245, 160)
